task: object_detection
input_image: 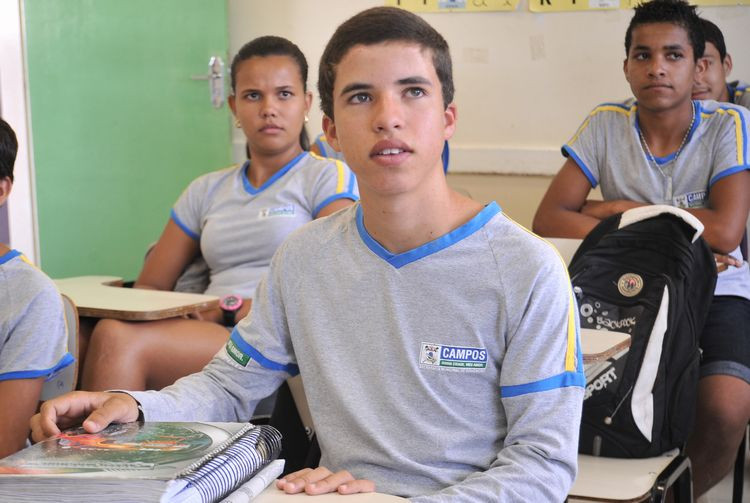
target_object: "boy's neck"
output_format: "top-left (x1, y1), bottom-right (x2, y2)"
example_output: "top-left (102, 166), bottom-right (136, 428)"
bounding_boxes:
top-left (358, 177), bottom-right (483, 255)
top-left (637, 100), bottom-right (695, 157)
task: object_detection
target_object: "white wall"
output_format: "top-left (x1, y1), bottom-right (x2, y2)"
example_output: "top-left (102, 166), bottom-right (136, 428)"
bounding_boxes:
top-left (227, 0), bottom-right (749, 174)
top-left (0, 0), bottom-right (37, 262)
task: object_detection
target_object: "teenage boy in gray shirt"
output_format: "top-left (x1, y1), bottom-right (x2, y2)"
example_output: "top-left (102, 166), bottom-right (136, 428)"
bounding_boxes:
top-left (32, 7), bottom-right (584, 501)
top-left (692, 18), bottom-right (750, 109)
top-left (534, 0), bottom-right (750, 497)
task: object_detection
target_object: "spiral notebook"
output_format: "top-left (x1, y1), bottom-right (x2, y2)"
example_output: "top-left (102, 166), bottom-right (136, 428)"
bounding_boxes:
top-left (0, 421), bottom-right (282, 503)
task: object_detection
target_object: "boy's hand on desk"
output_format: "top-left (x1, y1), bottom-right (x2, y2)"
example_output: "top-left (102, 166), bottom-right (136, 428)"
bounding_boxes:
top-left (30, 391), bottom-right (140, 443)
top-left (581, 199), bottom-right (645, 219)
top-left (276, 467), bottom-right (375, 495)
top-left (714, 252), bottom-right (743, 273)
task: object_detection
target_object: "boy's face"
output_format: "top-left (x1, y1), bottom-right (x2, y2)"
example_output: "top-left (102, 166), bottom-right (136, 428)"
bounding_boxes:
top-left (692, 42), bottom-right (732, 102)
top-left (623, 22), bottom-right (702, 113)
top-left (323, 41), bottom-right (456, 198)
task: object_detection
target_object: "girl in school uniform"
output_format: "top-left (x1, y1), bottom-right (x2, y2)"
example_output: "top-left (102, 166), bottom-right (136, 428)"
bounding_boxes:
top-left (79, 36), bottom-right (358, 397)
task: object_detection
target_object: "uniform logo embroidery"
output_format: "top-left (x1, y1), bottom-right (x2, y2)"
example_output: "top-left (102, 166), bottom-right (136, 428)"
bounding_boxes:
top-left (226, 340), bottom-right (250, 367)
top-left (259, 205), bottom-right (295, 218)
top-left (673, 190), bottom-right (706, 209)
top-left (419, 342), bottom-right (488, 372)
top-left (617, 273), bottom-right (643, 297)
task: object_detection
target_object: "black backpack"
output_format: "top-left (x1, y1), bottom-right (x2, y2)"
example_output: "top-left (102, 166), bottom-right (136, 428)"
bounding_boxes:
top-left (569, 205), bottom-right (716, 458)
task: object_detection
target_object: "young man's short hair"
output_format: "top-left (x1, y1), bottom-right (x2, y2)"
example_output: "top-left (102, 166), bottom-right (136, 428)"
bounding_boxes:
top-left (699, 18), bottom-right (727, 62)
top-left (318, 6), bottom-right (454, 119)
top-left (0, 119), bottom-right (18, 182)
top-left (624, 0), bottom-right (705, 61)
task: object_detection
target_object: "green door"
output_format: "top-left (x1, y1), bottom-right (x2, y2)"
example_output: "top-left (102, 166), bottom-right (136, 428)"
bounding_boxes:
top-left (25, 0), bottom-right (230, 279)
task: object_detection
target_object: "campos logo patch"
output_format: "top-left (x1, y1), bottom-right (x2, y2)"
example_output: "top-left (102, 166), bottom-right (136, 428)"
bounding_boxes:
top-left (673, 190), bottom-right (707, 209)
top-left (259, 205), bottom-right (295, 218)
top-left (419, 342), bottom-right (488, 372)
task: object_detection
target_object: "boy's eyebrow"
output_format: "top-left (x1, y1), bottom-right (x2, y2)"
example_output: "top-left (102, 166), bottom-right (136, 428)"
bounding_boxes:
top-left (340, 76), bottom-right (433, 96)
top-left (632, 43), bottom-right (686, 52)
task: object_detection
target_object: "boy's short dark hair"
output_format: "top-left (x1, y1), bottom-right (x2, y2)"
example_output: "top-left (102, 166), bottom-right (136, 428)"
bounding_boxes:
top-left (624, 0), bottom-right (705, 61)
top-left (0, 118), bottom-right (18, 183)
top-left (318, 6), bottom-right (454, 119)
top-left (699, 18), bottom-right (727, 62)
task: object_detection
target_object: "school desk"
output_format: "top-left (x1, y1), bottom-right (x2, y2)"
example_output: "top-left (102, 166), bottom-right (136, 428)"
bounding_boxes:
top-left (255, 486), bottom-right (407, 502)
top-left (580, 328), bottom-right (631, 364)
top-left (54, 275), bottom-right (219, 321)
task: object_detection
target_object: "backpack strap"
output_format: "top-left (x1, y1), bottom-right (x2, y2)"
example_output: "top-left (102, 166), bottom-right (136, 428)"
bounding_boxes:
top-left (619, 205), bottom-right (704, 243)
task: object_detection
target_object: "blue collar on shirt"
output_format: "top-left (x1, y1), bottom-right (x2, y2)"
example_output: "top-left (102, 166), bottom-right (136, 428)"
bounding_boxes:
top-left (0, 249), bottom-right (21, 265)
top-left (356, 201), bottom-right (502, 268)
top-left (241, 151), bottom-right (307, 195)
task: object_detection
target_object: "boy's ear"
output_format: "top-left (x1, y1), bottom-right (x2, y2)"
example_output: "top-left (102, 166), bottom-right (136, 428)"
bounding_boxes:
top-left (623, 58), bottom-right (630, 83)
top-left (723, 53), bottom-right (733, 78)
top-left (694, 57), bottom-right (708, 77)
top-left (322, 115), bottom-right (342, 153)
top-left (228, 94), bottom-right (237, 117)
top-left (443, 103), bottom-right (457, 140)
top-left (305, 91), bottom-right (313, 114)
top-left (0, 177), bottom-right (12, 206)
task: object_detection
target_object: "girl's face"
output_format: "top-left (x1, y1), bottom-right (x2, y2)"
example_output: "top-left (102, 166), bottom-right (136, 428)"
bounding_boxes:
top-left (229, 55), bottom-right (312, 159)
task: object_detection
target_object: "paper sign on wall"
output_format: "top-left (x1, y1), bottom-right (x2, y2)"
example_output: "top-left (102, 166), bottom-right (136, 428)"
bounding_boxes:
top-left (386, 0), bottom-right (520, 13)
top-left (530, 0), bottom-right (749, 13)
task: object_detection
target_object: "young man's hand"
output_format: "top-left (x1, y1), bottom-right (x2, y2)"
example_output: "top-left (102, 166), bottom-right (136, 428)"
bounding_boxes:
top-left (30, 391), bottom-right (140, 442)
top-left (714, 252), bottom-right (743, 273)
top-left (276, 467), bottom-right (375, 495)
top-left (581, 199), bottom-right (646, 219)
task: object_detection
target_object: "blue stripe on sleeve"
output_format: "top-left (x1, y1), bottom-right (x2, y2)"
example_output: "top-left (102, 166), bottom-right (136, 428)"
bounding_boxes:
top-left (0, 352), bottom-right (75, 381)
top-left (347, 171), bottom-right (357, 194)
top-left (170, 209), bottom-right (200, 241)
top-left (500, 370), bottom-right (585, 398)
top-left (0, 249), bottom-right (22, 265)
top-left (709, 165), bottom-right (750, 187)
top-left (312, 192), bottom-right (359, 218)
top-left (229, 329), bottom-right (299, 375)
top-left (315, 137), bottom-right (328, 157)
top-left (562, 145), bottom-right (598, 188)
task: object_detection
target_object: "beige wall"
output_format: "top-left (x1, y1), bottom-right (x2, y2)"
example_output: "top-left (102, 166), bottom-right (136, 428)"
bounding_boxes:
top-left (228, 0), bottom-right (749, 176)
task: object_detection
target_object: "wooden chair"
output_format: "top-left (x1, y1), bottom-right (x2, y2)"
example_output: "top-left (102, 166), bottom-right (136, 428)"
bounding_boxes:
top-left (569, 450), bottom-right (693, 502)
top-left (40, 294), bottom-right (79, 400)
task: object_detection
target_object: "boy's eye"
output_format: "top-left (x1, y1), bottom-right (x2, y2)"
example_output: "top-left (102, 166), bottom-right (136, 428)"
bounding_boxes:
top-left (406, 87), bottom-right (426, 98)
top-left (246, 92), bottom-right (260, 101)
top-left (279, 90), bottom-right (293, 99)
top-left (634, 52), bottom-right (649, 61)
top-left (348, 93), bottom-right (371, 104)
top-left (667, 52), bottom-right (683, 61)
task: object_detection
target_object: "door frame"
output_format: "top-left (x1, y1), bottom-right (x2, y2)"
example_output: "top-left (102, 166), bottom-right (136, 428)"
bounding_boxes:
top-left (0, 0), bottom-right (38, 263)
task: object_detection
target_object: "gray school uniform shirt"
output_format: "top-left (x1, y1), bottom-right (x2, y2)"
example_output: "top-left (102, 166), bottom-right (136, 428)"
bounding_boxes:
top-left (170, 151), bottom-right (358, 297)
top-left (0, 250), bottom-right (72, 381)
top-left (133, 202), bottom-right (585, 502)
top-left (563, 98), bottom-right (750, 299)
top-left (729, 80), bottom-right (750, 109)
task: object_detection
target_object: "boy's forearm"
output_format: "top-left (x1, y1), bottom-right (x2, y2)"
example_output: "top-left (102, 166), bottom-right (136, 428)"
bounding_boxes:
top-left (533, 206), bottom-right (600, 239)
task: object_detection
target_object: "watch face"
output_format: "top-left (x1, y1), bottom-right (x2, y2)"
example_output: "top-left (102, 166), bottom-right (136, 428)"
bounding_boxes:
top-left (220, 295), bottom-right (242, 311)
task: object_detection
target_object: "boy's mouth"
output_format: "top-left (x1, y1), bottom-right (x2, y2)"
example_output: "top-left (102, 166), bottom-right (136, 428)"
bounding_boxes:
top-left (370, 140), bottom-right (413, 158)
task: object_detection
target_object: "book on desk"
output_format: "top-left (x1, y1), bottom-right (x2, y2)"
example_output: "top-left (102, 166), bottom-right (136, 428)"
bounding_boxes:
top-left (0, 421), bottom-right (282, 503)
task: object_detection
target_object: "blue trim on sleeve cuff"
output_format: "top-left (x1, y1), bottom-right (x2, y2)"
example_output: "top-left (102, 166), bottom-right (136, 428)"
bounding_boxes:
top-left (0, 249), bottom-right (22, 265)
top-left (312, 192), bottom-right (359, 218)
top-left (229, 329), bottom-right (299, 375)
top-left (347, 171), bottom-right (357, 194)
top-left (356, 201), bottom-right (502, 268)
top-left (562, 145), bottom-right (598, 188)
top-left (709, 165), bottom-right (750, 187)
top-left (0, 352), bottom-right (75, 382)
top-left (500, 370), bottom-right (585, 398)
top-left (170, 209), bottom-right (200, 241)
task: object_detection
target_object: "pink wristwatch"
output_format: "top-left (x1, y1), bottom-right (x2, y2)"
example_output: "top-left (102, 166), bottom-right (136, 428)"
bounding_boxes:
top-left (219, 294), bottom-right (243, 326)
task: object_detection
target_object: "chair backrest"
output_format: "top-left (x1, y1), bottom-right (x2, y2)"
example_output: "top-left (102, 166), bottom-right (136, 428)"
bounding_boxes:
top-left (40, 294), bottom-right (79, 401)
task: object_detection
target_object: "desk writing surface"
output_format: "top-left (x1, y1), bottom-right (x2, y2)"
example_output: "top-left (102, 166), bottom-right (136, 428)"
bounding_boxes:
top-left (255, 486), bottom-right (406, 502)
top-left (580, 328), bottom-right (631, 363)
top-left (54, 275), bottom-right (219, 321)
